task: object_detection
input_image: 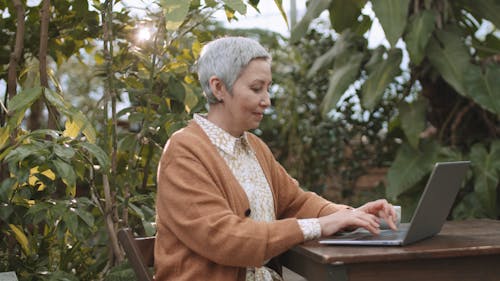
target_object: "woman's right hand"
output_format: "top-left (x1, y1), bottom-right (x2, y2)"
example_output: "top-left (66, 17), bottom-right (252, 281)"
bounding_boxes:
top-left (318, 208), bottom-right (381, 236)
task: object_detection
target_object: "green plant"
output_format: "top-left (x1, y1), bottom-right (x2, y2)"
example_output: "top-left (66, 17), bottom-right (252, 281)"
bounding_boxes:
top-left (1, 0), bottom-right (290, 279)
top-left (255, 28), bottom-right (400, 204)
top-left (291, 0), bottom-right (500, 219)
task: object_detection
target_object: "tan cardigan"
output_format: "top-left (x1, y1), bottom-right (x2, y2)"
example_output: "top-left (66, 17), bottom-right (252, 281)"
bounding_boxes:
top-left (155, 121), bottom-right (347, 281)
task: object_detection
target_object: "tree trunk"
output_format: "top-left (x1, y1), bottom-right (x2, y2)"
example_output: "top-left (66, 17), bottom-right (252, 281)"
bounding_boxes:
top-left (7, 0), bottom-right (25, 99)
top-left (38, 0), bottom-right (59, 130)
top-left (421, 76), bottom-right (499, 147)
top-left (2, 0), bottom-right (25, 183)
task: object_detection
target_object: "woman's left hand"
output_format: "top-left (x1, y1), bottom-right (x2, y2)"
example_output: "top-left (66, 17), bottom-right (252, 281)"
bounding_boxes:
top-left (356, 199), bottom-right (398, 231)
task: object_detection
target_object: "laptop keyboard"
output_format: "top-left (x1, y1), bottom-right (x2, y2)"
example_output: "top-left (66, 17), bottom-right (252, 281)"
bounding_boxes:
top-left (336, 229), bottom-right (405, 241)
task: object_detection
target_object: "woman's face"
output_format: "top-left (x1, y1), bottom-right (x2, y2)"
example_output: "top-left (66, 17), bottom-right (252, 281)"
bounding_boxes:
top-left (219, 59), bottom-right (272, 136)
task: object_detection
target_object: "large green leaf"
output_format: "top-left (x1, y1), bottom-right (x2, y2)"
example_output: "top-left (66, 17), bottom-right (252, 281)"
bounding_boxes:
top-left (290, 0), bottom-right (331, 44)
top-left (54, 144), bottom-right (76, 160)
top-left (77, 142), bottom-right (110, 172)
top-left (398, 98), bottom-right (427, 149)
top-left (45, 88), bottom-right (97, 143)
top-left (361, 48), bottom-right (402, 111)
top-left (371, 0), bottom-right (410, 47)
top-left (386, 141), bottom-right (439, 200)
top-left (328, 0), bottom-right (367, 32)
top-left (8, 87), bottom-right (43, 112)
top-left (470, 141), bottom-right (500, 217)
top-left (74, 207), bottom-right (95, 227)
top-left (307, 30), bottom-right (359, 79)
top-left (404, 10), bottom-right (435, 65)
top-left (321, 51), bottom-right (364, 116)
top-left (160, 0), bottom-right (190, 31)
top-left (5, 143), bottom-right (44, 163)
top-left (464, 64), bottom-right (500, 115)
top-left (426, 29), bottom-right (469, 97)
top-left (52, 159), bottom-right (76, 196)
top-left (365, 45), bottom-right (386, 74)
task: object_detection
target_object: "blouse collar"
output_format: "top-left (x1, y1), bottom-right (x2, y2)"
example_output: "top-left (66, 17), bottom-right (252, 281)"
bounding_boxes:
top-left (194, 114), bottom-right (251, 156)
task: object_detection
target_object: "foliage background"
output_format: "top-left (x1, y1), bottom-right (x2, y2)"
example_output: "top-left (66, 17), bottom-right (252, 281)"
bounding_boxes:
top-left (0, 0), bottom-right (498, 280)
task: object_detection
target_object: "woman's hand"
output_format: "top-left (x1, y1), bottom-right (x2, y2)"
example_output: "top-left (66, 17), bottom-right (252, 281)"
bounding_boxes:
top-left (318, 199), bottom-right (398, 237)
top-left (357, 199), bottom-right (398, 231)
top-left (318, 208), bottom-right (381, 236)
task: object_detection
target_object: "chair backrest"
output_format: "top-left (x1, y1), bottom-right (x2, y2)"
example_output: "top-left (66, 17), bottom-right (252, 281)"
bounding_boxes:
top-left (118, 228), bottom-right (155, 281)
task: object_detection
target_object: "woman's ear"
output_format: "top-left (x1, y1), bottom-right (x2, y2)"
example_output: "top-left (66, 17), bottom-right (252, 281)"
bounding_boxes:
top-left (208, 76), bottom-right (226, 101)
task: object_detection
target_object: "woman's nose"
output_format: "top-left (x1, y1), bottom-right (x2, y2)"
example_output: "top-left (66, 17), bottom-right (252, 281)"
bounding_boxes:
top-left (260, 91), bottom-right (271, 107)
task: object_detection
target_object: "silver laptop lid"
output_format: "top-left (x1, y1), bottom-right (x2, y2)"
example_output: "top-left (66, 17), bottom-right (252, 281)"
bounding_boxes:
top-left (403, 161), bottom-right (470, 245)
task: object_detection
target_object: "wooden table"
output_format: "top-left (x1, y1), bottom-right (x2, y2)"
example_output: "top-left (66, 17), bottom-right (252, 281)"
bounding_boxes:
top-left (280, 219), bottom-right (500, 281)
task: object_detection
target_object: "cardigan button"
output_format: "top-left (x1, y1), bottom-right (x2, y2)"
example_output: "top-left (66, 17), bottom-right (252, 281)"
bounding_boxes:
top-left (244, 209), bottom-right (251, 217)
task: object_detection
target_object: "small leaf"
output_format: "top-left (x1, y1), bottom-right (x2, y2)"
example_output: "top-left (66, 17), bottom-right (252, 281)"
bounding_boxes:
top-left (372, 0), bottom-right (410, 47)
top-left (9, 224), bottom-right (31, 256)
top-left (63, 119), bottom-right (81, 139)
top-left (223, 0), bottom-right (247, 15)
top-left (398, 99), bottom-right (427, 148)
top-left (143, 220), bottom-right (157, 237)
top-left (184, 85), bottom-right (198, 113)
top-left (71, 112), bottom-right (97, 144)
top-left (273, 0), bottom-right (289, 27)
top-left (0, 126), bottom-right (10, 150)
top-left (160, 0), bottom-right (190, 31)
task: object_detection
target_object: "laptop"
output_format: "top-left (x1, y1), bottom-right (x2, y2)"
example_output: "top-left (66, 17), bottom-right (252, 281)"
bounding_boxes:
top-left (319, 161), bottom-right (470, 246)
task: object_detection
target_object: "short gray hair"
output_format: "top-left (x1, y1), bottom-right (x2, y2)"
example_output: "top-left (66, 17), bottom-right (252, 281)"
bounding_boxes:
top-left (197, 37), bottom-right (271, 104)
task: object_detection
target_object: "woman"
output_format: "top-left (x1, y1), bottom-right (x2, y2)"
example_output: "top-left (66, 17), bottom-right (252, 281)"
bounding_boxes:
top-left (155, 37), bottom-right (397, 281)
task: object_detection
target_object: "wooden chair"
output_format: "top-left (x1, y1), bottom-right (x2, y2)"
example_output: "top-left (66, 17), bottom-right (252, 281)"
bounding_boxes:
top-left (117, 228), bottom-right (155, 281)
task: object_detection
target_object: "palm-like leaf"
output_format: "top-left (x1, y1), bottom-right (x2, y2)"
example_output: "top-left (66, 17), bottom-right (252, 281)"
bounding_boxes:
top-left (290, 0), bottom-right (331, 44)
top-left (464, 64), bottom-right (500, 116)
top-left (386, 141), bottom-right (439, 200)
top-left (361, 48), bottom-right (402, 111)
top-left (470, 141), bottom-right (500, 217)
top-left (329, 0), bottom-right (367, 32)
top-left (321, 51), bottom-right (364, 116)
top-left (426, 29), bottom-right (470, 97)
top-left (398, 99), bottom-right (427, 149)
top-left (404, 10), bottom-right (435, 65)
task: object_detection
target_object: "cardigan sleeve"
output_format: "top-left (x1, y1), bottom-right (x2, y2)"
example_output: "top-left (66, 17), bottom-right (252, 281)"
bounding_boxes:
top-left (156, 138), bottom-right (305, 268)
